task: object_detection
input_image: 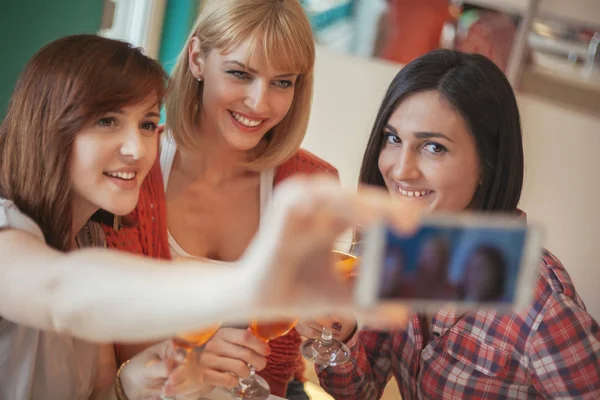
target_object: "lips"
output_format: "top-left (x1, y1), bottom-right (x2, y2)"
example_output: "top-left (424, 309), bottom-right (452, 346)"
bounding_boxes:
top-left (103, 170), bottom-right (138, 190)
top-left (103, 171), bottom-right (136, 181)
top-left (393, 182), bottom-right (434, 198)
top-left (398, 188), bottom-right (433, 197)
top-left (230, 110), bottom-right (265, 127)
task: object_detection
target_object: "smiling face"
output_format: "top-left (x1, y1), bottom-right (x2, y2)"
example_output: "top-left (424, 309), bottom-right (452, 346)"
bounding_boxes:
top-left (378, 91), bottom-right (480, 215)
top-left (188, 36), bottom-right (299, 152)
top-left (70, 96), bottom-right (160, 220)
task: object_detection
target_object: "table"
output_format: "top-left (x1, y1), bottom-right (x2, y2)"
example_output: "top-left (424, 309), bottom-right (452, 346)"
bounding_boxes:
top-left (200, 388), bottom-right (286, 400)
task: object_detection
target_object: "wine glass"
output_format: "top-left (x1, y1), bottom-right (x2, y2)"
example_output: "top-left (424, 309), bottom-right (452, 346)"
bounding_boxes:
top-left (227, 319), bottom-right (298, 400)
top-left (161, 325), bottom-right (221, 400)
top-left (300, 233), bottom-right (361, 366)
top-left (172, 324), bottom-right (221, 360)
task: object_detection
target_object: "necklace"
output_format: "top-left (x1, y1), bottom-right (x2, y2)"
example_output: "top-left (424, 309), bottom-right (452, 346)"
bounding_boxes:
top-left (75, 222), bottom-right (108, 249)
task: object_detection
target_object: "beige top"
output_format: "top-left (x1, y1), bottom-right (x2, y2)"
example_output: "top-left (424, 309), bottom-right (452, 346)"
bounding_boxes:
top-left (0, 198), bottom-right (100, 400)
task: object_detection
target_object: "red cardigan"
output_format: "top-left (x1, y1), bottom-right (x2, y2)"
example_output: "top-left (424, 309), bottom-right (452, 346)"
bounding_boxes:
top-left (103, 149), bottom-right (338, 397)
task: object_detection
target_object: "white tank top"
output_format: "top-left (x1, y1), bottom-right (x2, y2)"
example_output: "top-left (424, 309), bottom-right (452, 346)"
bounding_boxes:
top-left (159, 133), bottom-right (275, 262)
top-left (0, 198), bottom-right (99, 400)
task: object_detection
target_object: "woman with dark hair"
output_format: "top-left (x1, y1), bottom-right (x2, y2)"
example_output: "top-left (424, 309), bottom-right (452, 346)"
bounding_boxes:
top-left (304, 49), bottom-right (600, 398)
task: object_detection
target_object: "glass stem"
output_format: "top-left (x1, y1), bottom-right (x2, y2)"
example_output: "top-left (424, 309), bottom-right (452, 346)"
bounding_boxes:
top-left (320, 326), bottom-right (333, 345)
top-left (239, 363), bottom-right (256, 393)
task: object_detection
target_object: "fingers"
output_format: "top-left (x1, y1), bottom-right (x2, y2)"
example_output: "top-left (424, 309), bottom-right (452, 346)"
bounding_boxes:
top-left (356, 184), bottom-right (423, 235)
top-left (296, 315), bottom-right (358, 343)
top-left (161, 365), bottom-right (216, 398)
top-left (204, 328), bottom-right (268, 370)
top-left (205, 346), bottom-right (267, 372)
top-left (313, 315), bottom-right (345, 331)
top-left (295, 316), bottom-right (339, 336)
top-left (202, 369), bottom-right (239, 389)
top-left (125, 340), bottom-right (174, 381)
top-left (294, 320), bottom-right (323, 339)
top-left (159, 339), bottom-right (184, 369)
top-left (245, 175), bottom-right (421, 324)
top-left (161, 358), bottom-right (240, 398)
top-left (163, 360), bottom-right (237, 392)
top-left (200, 352), bottom-right (254, 376)
top-left (273, 176), bottom-right (421, 239)
top-left (212, 328), bottom-right (270, 357)
top-left (141, 357), bottom-right (171, 381)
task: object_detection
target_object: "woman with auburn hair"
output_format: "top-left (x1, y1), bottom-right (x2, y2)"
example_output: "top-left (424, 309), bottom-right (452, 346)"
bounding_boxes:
top-left (105, 0), bottom-right (338, 398)
top-left (0, 34), bottom-right (400, 400)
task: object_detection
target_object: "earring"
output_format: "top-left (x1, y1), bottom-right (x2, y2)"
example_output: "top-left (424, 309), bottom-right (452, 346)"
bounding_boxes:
top-left (196, 76), bottom-right (203, 82)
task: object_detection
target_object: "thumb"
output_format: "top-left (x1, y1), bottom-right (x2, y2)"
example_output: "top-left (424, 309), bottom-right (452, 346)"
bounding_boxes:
top-left (141, 357), bottom-right (171, 381)
top-left (161, 364), bottom-right (196, 398)
top-left (138, 340), bottom-right (179, 380)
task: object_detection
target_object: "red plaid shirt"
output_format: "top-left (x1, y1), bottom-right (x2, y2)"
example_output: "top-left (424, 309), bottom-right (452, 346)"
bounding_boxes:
top-left (318, 250), bottom-right (600, 399)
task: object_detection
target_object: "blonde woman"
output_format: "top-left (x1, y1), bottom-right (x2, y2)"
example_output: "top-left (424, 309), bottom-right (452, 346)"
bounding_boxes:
top-left (104, 0), bottom-right (338, 398)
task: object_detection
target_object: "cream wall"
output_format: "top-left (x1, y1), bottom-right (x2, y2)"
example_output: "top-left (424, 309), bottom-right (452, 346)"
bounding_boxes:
top-left (302, 46), bottom-right (600, 321)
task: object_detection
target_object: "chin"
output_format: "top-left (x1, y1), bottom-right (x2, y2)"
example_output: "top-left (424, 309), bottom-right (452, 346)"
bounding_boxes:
top-left (100, 196), bottom-right (139, 217)
top-left (224, 130), bottom-right (268, 152)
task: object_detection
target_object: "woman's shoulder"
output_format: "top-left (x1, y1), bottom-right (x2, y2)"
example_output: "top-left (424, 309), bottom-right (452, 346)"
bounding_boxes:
top-left (0, 198), bottom-right (45, 241)
top-left (274, 149), bottom-right (338, 183)
top-left (536, 249), bottom-right (577, 299)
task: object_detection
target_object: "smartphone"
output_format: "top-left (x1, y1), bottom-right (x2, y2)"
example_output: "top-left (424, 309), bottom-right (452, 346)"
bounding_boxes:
top-left (356, 213), bottom-right (542, 314)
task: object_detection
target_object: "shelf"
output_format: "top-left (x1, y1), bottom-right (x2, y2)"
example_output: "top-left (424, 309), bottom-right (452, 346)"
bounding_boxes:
top-left (463, 0), bottom-right (600, 30)
top-left (529, 51), bottom-right (600, 92)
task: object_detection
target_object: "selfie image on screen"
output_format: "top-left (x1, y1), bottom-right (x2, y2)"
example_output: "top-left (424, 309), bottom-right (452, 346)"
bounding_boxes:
top-left (379, 224), bottom-right (527, 304)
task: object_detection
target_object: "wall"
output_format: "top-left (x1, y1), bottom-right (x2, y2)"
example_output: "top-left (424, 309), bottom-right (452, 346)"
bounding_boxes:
top-left (303, 46), bottom-right (600, 321)
top-left (0, 0), bottom-right (104, 119)
top-left (158, 0), bottom-right (199, 73)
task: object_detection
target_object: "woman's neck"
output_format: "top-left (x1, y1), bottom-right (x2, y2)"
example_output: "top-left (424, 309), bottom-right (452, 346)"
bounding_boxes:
top-left (174, 122), bottom-right (257, 186)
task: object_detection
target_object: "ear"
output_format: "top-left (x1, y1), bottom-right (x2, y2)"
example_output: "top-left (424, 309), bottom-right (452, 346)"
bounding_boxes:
top-left (188, 36), bottom-right (206, 81)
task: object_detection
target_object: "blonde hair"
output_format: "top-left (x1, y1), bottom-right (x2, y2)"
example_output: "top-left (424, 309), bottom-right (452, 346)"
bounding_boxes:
top-left (166, 0), bottom-right (315, 171)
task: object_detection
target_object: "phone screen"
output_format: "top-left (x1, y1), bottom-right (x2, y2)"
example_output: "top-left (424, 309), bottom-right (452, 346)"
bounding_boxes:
top-left (358, 215), bottom-right (541, 312)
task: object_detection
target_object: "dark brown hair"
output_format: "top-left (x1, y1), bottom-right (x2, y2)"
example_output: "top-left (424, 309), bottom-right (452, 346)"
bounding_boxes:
top-left (360, 49), bottom-right (524, 211)
top-left (0, 34), bottom-right (168, 251)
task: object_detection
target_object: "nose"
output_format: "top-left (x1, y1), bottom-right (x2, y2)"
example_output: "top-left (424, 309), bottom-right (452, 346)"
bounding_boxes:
top-left (243, 80), bottom-right (269, 114)
top-left (390, 148), bottom-right (421, 181)
top-left (119, 126), bottom-right (146, 161)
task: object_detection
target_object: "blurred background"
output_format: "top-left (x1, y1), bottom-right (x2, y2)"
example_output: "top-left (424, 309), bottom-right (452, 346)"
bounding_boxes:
top-left (1, 1), bottom-right (599, 399)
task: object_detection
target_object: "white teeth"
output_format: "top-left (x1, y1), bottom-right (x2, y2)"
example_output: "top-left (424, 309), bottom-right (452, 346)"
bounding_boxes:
top-left (399, 188), bottom-right (430, 197)
top-left (231, 111), bottom-right (263, 127)
top-left (105, 171), bottom-right (136, 180)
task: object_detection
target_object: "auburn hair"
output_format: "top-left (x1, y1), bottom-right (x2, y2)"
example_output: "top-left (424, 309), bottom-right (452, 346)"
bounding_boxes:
top-left (0, 34), bottom-right (168, 251)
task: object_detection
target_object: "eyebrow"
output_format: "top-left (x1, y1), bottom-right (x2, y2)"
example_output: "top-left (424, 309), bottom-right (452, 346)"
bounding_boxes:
top-left (145, 111), bottom-right (161, 119)
top-left (110, 109), bottom-right (161, 119)
top-left (384, 124), bottom-right (454, 143)
top-left (224, 60), bottom-right (298, 79)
